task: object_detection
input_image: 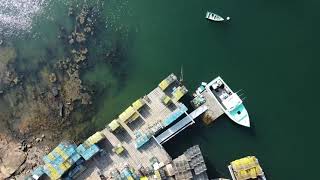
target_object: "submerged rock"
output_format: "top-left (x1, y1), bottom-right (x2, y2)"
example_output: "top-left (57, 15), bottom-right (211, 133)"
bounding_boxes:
top-left (0, 5), bottom-right (106, 178)
top-left (49, 73), bottom-right (57, 83)
top-left (0, 46), bottom-right (16, 64)
top-left (58, 103), bottom-right (64, 117)
top-left (75, 32), bottom-right (86, 43)
top-left (69, 38), bottom-right (74, 44)
top-left (84, 26), bottom-right (91, 33)
top-left (81, 93), bottom-right (92, 105)
top-left (80, 48), bottom-right (88, 54)
top-left (51, 86), bottom-right (59, 97)
top-left (68, 7), bottom-right (74, 16)
top-left (74, 54), bottom-right (86, 63)
top-left (12, 77), bottom-right (19, 85)
top-left (79, 16), bottom-right (85, 25)
top-left (61, 70), bottom-right (91, 111)
top-left (65, 58), bottom-right (71, 63)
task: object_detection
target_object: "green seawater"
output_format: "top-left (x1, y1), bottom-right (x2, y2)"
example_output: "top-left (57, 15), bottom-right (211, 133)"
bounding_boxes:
top-left (1, 0), bottom-right (320, 179)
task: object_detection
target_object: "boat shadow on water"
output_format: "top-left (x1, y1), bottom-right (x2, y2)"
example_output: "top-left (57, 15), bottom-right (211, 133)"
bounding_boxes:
top-left (205, 18), bottom-right (232, 35)
top-left (222, 114), bottom-right (257, 137)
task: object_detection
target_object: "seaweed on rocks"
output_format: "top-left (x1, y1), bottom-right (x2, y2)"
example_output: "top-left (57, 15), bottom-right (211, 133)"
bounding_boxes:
top-left (0, 0), bottom-right (135, 177)
top-left (0, 0), bottom-right (131, 134)
top-left (0, 45), bottom-right (19, 89)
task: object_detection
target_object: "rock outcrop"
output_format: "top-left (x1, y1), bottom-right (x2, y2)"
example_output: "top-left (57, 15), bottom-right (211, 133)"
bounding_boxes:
top-left (0, 135), bottom-right (26, 179)
top-left (0, 46), bottom-right (18, 88)
top-left (0, 134), bottom-right (49, 179)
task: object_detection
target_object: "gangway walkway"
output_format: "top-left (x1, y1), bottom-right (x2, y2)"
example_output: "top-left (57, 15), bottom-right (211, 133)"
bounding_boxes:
top-left (189, 105), bottom-right (208, 119)
top-left (155, 105), bottom-right (208, 144)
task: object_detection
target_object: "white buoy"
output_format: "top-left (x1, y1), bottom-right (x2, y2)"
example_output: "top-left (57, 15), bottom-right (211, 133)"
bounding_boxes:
top-left (226, 17), bottom-right (231, 21)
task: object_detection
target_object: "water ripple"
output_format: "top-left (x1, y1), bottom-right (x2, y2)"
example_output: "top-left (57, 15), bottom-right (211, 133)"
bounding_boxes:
top-left (0, 0), bottom-right (50, 37)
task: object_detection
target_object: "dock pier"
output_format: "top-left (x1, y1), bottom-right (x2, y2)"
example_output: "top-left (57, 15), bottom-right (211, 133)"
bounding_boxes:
top-left (193, 87), bottom-right (224, 125)
top-left (28, 73), bottom-right (226, 180)
top-left (155, 104), bottom-right (209, 144)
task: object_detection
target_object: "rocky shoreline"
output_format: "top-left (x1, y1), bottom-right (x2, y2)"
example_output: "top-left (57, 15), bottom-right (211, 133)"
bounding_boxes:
top-left (0, 2), bottom-right (129, 178)
top-left (0, 133), bottom-right (49, 179)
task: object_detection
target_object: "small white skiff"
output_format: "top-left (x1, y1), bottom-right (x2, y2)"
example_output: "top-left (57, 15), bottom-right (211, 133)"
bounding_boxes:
top-left (205, 11), bottom-right (230, 22)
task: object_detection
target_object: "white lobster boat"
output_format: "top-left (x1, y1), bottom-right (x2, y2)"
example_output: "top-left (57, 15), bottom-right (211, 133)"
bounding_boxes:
top-left (205, 77), bottom-right (250, 127)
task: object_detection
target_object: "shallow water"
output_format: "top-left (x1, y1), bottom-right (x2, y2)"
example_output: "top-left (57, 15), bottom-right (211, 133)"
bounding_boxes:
top-left (1, 0), bottom-right (320, 179)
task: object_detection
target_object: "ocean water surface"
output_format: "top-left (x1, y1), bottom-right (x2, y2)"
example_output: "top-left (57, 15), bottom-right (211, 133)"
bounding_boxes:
top-left (1, 0), bottom-right (320, 179)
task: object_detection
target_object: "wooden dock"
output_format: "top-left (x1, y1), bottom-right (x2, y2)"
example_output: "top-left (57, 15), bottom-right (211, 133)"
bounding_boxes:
top-left (76, 75), bottom-right (183, 179)
top-left (141, 87), bottom-right (176, 126)
top-left (28, 74), bottom-right (230, 180)
top-left (77, 127), bottom-right (172, 179)
top-left (75, 74), bottom-right (224, 179)
top-left (201, 90), bottom-right (224, 124)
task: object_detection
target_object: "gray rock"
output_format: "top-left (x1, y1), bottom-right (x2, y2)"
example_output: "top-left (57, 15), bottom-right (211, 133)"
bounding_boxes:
top-left (21, 146), bottom-right (26, 152)
top-left (52, 86), bottom-right (59, 97)
top-left (69, 38), bottom-right (74, 44)
top-left (79, 16), bottom-right (85, 24)
top-left (59, 103), bottom-right (64, 117)
top-left (68, 7), bottom-right (73, 16)
top-left (0, 148), bottom-right (26, 178)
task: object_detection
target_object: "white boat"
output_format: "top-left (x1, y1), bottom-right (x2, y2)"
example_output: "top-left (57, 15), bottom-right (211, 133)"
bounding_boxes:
top-left (205, 77), bottom-right (250, 127)
top-left (205, 11), bottom-right (224, 21)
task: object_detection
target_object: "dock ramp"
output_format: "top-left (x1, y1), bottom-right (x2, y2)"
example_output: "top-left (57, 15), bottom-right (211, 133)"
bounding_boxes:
top-left (155, 105), bottom-right (208, 144)
top-left (189, 105), bottom-right (208, 119)
top-left (155, 115), bottom-right (194, 144)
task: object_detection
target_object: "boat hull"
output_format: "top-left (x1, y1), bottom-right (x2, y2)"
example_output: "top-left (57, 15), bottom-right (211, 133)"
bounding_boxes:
top-left (206, 11), bottom-right (224, 21)
top-left (225, 105), bottom-right (250, 127)
top-left (205, 76), bottom-right (250, 127)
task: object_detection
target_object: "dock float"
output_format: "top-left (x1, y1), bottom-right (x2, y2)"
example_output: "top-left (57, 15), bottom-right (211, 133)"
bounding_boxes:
top-left (192, 84), bottom-right (224, 124)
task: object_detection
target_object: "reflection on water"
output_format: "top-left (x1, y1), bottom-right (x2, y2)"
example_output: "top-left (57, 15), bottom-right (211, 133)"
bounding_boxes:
top-left (0, 0), bottom-right (51, 36)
